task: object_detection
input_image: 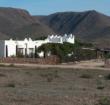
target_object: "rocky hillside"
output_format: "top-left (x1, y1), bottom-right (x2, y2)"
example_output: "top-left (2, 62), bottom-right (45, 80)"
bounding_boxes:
top-left (0, 7), bottom-right (110, 46)
top-left (0, 7), bottom-right (54, 39)
top-left (34, 10), bottom-right (110, 46)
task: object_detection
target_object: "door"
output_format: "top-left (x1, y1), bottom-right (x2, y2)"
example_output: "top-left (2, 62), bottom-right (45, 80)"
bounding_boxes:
top-left (6, 45), bottom-right (8, 57)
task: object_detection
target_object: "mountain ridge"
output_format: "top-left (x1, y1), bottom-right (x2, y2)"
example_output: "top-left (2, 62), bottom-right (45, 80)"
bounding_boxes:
top-left (0, 7), bottom-right (109, 46)
top-left (34, 10), bottom-right (110, 47)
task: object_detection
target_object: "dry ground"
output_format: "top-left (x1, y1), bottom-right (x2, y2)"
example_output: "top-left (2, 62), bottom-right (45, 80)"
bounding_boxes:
top-left (0, 59), bottom-right (105, 70)
top-left (0, 64), bottom-right (109, 105)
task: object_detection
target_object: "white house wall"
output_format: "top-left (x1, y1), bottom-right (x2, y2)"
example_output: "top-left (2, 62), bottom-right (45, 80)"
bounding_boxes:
top-left (5, 40), bottom-right (16, 57)
top-left (47, 34), bottom-right (75, 44)
top-left (0, 34), bottom-right (75, 58)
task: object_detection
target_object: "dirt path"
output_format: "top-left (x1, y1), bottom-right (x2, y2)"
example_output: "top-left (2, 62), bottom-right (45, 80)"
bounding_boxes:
top-left (0, 59), bottom-right (109, 70)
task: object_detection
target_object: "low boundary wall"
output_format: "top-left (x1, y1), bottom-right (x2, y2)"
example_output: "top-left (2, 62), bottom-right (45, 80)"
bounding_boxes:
top-left (0, 56), bottom-right (60, 65)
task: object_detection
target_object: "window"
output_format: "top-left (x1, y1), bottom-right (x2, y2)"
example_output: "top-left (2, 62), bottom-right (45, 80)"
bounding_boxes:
top-left (29, 48), bottom-right (34, 54)
top-left (18, 48), bottom-right (24, 54)
top-left (29, 48), bottom-right (34, 57)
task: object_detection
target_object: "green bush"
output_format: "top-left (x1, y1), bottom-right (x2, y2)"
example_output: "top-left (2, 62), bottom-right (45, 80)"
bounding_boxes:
top-left (37, 40), bottom-right (95, 62)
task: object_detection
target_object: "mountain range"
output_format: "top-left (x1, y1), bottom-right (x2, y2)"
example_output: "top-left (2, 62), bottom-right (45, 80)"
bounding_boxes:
top-left (0, 7), bottom-right (110, 46)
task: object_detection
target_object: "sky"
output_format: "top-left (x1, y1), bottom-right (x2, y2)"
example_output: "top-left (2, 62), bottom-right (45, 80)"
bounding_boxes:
top-left (0, 0), bottom-right (109, 16)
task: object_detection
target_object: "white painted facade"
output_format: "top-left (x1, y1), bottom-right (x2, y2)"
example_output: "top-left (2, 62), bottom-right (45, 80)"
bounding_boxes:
top-left (46, 34), bottom-right (75, 44)
top-left (0, 34), bottom-right (75, 57)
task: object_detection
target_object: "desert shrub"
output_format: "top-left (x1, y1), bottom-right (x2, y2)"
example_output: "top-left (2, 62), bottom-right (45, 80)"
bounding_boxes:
top-left (80, 74), bottom-right (92, 79)
top-left (0, 73), bottom-right (6, 77)
top-left (25, 71), bottom-right (32, 76)
top-left (74, 48), bottom-right (97, 61)
top-left (104, 53), bottom-right (110, 59)
top-left (0, 64), bottom-right (15, 67)
top-left (0, 64), bottom-right (6, 67)
top-left (53, 70), bottom-right (59, 78)
top-left (104, 74), bottom-right (110, 80)
top-left (97, 85), bottom-right (105, 90)
top-left (97, 97), bottom-right (110, 105)
top-left (40, 70), bottom-right (59, 82)
top-left (41, 73), bottom-right (54, 82)
top-left (6, 83), bottom-right (15, 88)
top-left (96, 79), bottom-right (105, 90)
top-left (47, 76), bottom-right (53, 82)
top-left (8, 64), bottom-right (15, 67)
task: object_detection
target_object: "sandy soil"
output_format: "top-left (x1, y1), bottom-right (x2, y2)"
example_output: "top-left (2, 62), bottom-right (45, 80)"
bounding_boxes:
top-left (0, 59), bottom-right (106, 70)
top-left (0, 66), bottom-right (109, 105)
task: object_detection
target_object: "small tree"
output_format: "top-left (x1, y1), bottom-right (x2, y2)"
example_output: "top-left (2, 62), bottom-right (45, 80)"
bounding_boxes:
top-left (37, 40), bottom-right (95, 62)
top-left (37, 43), bottom-right (74, 61)
top-left (37, 43), bottom-right (51, 58)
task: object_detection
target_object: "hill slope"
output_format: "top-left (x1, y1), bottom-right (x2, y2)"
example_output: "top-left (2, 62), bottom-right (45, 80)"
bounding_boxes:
top-left (34, 10), bottom-right (110, 44)
top-left (0, 7), bottom-right (110, 46)
top-left (0, 7), bottom-right (54, 39)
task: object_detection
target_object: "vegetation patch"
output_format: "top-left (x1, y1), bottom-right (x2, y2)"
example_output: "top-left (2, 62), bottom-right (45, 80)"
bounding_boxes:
top-left (97, 85), bottom-right (105, 90)
top-left (104, 74), bottom-right (110, 80)
top-left (25, 71), bottom-right (32, 76)
top-left (0, 73), bottom-right (6, 77)
top-left (6, 83), bottom-right (16, 88)
top-left (97, 97), bottom-right (110, 105)
top-left (80, 74), bottom-right (92, 79)
top-left (40, 70), bottom-right (60, 82)
top-left (37, 40), bottom-right (96, 62)
top-left (0, 64), bottom-right (7, 67)
top-left (0, 63), bottom-right (15, 67)
top-left (8, 64), bottom-right (15, 67)
top-left (96, 78), bottom-right (105, 90)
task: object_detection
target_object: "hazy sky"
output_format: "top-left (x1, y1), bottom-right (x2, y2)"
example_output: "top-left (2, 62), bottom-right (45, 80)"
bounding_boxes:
top-left (0, 0), bottom-right (109, 15)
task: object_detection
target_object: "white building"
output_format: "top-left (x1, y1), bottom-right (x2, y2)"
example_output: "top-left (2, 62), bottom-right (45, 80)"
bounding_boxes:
top-left (46, 34), bottom-right (75, 44)
top-left (0, 34), bottom-right (75, 57)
